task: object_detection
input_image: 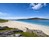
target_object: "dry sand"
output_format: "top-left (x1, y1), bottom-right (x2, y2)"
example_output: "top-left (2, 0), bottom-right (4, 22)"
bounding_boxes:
top-left (0, 21), bottom-right (49, 35)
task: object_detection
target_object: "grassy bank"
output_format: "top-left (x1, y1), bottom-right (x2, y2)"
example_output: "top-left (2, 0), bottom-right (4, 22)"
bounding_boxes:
top-left (15, 32), bottom-right (38, 37)
top-left (0, 19), bottom-right (8, 23)
top-left (0, 27), bottom-right (38, 37)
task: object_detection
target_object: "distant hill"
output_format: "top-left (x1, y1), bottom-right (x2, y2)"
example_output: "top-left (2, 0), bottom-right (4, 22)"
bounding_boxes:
top-left (27, 18), bottom-right (49, 20)
top-left (17, 18), bottom-right (49, 20)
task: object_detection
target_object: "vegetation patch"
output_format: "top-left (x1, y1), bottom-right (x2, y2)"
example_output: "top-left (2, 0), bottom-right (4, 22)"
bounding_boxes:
top-left (15, 32), bottom-right (38, 37)
top-left (0, 19), bottom-right (8, 23)
top-left (0, 27), bottom-right (16, 32)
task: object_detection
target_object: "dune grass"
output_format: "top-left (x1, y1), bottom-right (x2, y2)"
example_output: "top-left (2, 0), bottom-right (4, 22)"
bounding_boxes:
top-left (22, 32), bottom-right (38, 37)
top-left (0, 27), bottom-right (15, 32)
top-left (15, 32), bottom-right (38, 37)
top-left (0, 19), bottom-right (8, 23)
top-left (0, 26), bottom-right (38, 37)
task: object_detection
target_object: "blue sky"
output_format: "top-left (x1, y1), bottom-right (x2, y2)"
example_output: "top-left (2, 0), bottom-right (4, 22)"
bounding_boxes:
top-left (0, 3), bottom-right (49, 19)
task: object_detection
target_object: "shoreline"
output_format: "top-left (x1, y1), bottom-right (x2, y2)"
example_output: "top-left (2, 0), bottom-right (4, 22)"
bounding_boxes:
top-left (0, 21), bottom-right (49, 35)
top-left (15, 21), bottom-right (49, 28)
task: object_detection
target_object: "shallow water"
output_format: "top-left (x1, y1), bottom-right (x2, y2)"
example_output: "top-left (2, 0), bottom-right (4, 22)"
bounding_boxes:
top-left (16, 20), bottom-right (49, 27)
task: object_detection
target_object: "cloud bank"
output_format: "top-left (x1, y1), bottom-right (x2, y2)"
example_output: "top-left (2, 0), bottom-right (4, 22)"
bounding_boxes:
top-left (0, 12), bottom-right (10, 16)
top-left (0, 12), bottom-right (33, 19)
top-left (0, 12), bottom-right (11, 19)
top-left (30, 3), bottom-right (47, 10)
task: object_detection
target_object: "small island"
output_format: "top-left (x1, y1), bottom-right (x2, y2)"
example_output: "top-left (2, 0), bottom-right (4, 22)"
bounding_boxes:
top-left (27, 18), bottom-right (49, 20)
top-left (16, 17), bottom-right (49, 20)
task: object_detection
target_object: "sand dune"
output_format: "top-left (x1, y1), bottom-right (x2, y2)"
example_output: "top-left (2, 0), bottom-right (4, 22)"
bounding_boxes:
top-left (0, 21), bottom-right (49, 35)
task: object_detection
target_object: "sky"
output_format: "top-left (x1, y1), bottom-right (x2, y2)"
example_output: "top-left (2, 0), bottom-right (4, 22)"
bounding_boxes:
top-left (0, 3), bottom-right (49, 19)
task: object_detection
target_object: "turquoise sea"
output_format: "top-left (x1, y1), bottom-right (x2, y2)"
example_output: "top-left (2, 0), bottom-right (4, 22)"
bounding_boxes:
top-left (16, 20), bottom-right (49, 26)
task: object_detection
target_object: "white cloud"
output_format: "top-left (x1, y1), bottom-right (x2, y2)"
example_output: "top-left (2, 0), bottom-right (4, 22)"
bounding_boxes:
top-left (0, 12), bottom-right (12, 19)
top-left (0, 12), bottom-right (10, 16)
top-left (0, 16), bottom-right (32, 19)
top-left (30, 3), bottom-right (46, 10)
top-left (0, 12), bottom-right (32, 19)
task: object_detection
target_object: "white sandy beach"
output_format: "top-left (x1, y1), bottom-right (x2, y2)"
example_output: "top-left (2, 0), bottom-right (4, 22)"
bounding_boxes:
top-left (0, 21), bottom-right (49, 35)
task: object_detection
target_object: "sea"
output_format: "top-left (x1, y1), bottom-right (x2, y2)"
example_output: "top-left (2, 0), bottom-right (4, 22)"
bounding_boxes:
top-left (16, 20), bottom-right (49, 27)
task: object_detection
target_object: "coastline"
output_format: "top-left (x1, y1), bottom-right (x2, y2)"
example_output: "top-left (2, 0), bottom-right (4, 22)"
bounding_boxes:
top-left (0, 21), bottom-right (49, 35)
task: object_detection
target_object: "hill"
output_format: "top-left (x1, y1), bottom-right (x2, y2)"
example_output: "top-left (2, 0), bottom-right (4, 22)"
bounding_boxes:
top-left (27, 18), bottom-right (49, 20)
top-left (16, 18), bottom-right (49, 20)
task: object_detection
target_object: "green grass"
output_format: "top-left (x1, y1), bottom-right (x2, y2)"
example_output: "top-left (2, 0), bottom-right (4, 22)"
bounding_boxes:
top-left (5, 28), bottom-right (14, 30)
top-left (0, 28), bottom-right (16, 32)
top-left (0, 27), bottom-right (48, 37)
top-left (0, 27), bottom-right (38, 37)
top-left (22, 32), bottom-right (38, 37)
top-left (15, 32), bottom-right (38, 37)
top-left (0, 19), bottom-right (8, 23)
